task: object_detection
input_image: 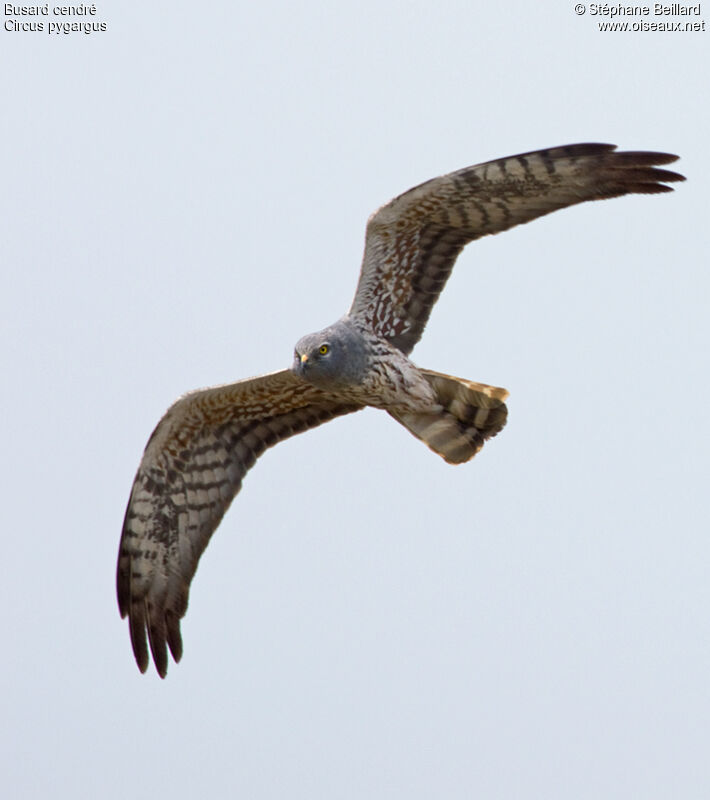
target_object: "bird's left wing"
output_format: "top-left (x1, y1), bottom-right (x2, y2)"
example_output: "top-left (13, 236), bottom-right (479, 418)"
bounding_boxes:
top-left (117, 369), bottom-right (362, 677)
top-left (348, 143), bottom-right (684, 354)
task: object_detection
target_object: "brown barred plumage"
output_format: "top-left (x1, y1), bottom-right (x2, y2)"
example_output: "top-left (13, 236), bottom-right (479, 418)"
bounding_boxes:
top-left (118, 143), bottom-right (683, 676)
top-left (388, 370), bottom-right (508, 464)
top-left (349, 143), bottom-right (684, 353)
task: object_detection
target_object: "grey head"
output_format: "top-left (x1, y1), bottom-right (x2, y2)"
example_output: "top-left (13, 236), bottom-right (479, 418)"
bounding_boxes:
top-left (291, 317), bottom-right (370, 390)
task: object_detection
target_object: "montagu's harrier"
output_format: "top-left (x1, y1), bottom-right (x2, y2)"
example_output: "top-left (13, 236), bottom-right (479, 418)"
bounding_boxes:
top-left (117, 143), bottom-right (684, 676)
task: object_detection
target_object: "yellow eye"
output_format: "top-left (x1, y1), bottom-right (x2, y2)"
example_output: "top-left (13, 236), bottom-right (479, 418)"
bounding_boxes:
top-left (318, 344), bottom-right (329, 355)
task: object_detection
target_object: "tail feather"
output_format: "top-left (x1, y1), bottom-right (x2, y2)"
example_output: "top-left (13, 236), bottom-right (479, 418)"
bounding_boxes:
top-left (390, 369), bottom-right (508, 464)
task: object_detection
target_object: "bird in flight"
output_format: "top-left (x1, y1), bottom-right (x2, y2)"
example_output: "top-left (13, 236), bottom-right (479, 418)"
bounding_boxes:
top-left (117, 143), bottom-right (684, 677)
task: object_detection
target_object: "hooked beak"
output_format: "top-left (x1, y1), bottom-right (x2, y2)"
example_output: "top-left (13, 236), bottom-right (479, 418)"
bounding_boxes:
top-left (292, 351), bottom-right (309, 377)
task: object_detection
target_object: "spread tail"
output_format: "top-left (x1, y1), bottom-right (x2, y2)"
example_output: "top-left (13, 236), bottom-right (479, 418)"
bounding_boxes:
top-left (389, 369), bottom-right (508, 464)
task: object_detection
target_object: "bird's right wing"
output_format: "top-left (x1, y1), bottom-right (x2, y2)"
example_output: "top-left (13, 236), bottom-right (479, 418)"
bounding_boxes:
top-left (117, 369), bottom-right (362, 677)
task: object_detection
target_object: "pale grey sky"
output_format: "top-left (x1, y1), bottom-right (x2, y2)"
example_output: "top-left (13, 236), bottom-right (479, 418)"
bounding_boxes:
top-left (2, 1), bottom-right (708, 798)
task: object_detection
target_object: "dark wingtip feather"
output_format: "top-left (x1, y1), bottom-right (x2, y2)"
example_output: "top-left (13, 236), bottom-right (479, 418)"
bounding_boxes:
top-left (646, 168), bottom-right (685, 184)
top-left (128, 602), bottom-right (150, 674)
top-left (612, 150), bottom-right (682, 167)
top-left (145, 602), bottom-right (169, 679)
top-left (507, 143), bottom-right (685, 190)
top-left (116, 569), bottom-right (130, 619)
top-left (598, 147), bottom-right (685, 195)
top-left (166, 612), bottom-right (184, 664)
top-left (626, 183), bottom-right (676, 195)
